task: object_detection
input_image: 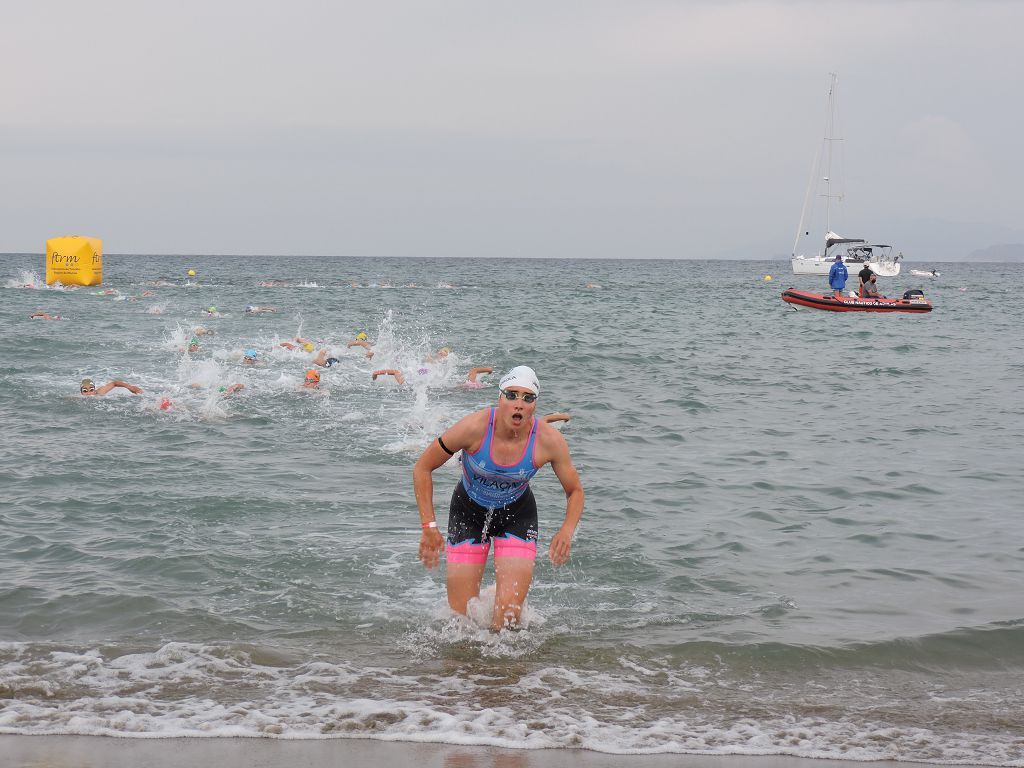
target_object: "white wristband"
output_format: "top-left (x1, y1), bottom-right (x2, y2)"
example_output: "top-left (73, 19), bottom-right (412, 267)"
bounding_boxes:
top-left (422, 520), bottom-right (438, 529)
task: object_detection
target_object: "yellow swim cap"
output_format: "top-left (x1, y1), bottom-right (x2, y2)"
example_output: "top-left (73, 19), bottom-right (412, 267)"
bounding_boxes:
top-left (187, 270), bottom-right (196, 277)
top-left (356, 332), bottom-right (368, 341)
top-left (303, 342), bottom-right (314, 352)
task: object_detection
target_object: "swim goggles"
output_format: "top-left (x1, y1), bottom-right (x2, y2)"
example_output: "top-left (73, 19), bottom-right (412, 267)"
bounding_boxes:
top-left (501, 389), bottom-right (537, 403)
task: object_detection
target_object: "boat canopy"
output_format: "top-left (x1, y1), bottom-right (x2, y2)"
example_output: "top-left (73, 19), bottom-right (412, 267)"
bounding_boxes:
top-left (847, 244), bottom-right (893, 255)
top-left (825, 231), bottom-right (867, 250)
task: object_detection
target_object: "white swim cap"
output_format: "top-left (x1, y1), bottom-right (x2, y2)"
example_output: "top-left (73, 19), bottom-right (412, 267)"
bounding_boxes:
top-left (499, 365), bottom-right (539, 395)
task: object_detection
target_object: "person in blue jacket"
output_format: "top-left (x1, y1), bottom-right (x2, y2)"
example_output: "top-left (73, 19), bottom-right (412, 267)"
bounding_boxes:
top-left (828, 253), bottom-right (848, 297)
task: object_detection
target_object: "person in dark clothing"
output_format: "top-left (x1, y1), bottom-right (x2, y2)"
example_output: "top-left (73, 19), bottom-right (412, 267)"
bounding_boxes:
top-left (858, 265), bottom-right (874, 296)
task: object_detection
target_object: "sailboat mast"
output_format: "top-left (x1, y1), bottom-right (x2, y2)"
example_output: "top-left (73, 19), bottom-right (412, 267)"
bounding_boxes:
top-left (823, 73), bottom-right (838, 248)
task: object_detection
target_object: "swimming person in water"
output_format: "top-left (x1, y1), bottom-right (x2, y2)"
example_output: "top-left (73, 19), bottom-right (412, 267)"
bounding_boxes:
top-left (372, 369), bottom-right (405, 384)
top-left (79, 378), bottom-right (144, 396)
top-left (372, 366), bottom-right (493, 388)
top-left (312, 349), bottom-right (340, 367)
top-left (412, 365), bottom-right (584, 631)
top-left (280, 337), bottom-right (317, 353)
top-left (347, 332), bottom-right (375, 358)
top-left (461, 366), bottom-right (494, 388)
top-left (541, 413), bottom-right (571, 424)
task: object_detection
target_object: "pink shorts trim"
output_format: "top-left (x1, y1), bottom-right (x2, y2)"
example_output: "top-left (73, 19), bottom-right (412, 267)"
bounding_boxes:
top-left (493, 537), bottom-right (537, 561)
top-left (446, 541), bottom-right (489, 564)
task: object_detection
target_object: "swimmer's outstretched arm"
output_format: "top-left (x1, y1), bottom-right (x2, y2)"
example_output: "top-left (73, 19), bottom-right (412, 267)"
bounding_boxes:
top-left (294, 336), bottom-right (311, 344)
top-left (542, 412), bottom-right (571, 424)
top-left (96, 380), bottom-right (144, 396)
top-left (347, 340), bottom-right (374, 358)
top-left (372, 369), bottom-right (405, 385)
top-left (279, 341), bottom-right (297, 350)
top-left (465, 366), bottom-right (493, 383)
top-left (413, 409), bottom-right (489, 569)
top-left (312, 349), bottom-right (328, 367)
top-left (222, 383), bottom-right (244, 396)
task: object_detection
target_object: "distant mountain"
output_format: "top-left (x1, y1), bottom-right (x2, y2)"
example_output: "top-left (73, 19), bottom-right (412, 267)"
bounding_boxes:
top-left (870, 218), bottom-right (1024, 262)
top-left (726, 217), bottom-right (1024, 262)
top-left (964, 243), bottom-right (1024, 263)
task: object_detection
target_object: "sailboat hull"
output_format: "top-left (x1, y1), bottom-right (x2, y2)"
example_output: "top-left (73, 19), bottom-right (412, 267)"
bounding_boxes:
top-left (791, 257), bottom-right (901, 277)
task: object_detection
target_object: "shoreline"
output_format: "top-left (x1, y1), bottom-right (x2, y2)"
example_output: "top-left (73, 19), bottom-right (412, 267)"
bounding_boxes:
top-left (0, 735), bottom-right (941, 768)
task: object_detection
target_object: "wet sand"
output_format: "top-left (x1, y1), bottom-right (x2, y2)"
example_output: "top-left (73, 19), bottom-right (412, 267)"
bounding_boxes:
top-left (1, 735), bottom-right (938, 768)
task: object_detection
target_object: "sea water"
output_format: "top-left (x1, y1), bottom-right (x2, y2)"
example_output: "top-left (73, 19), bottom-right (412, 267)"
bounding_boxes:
top-left (1, 254), bottom-right (1021, 765)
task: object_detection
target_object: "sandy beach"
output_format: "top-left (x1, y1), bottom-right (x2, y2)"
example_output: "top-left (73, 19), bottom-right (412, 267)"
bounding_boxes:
top-left (1, 735), bottom-right (940, 768)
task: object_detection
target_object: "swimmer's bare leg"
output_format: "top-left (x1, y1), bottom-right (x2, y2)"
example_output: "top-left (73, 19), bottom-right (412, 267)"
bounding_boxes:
top-left (446, 562), bottom-right (486, 616)
top-left (491, 556), bottom-right (534, 631)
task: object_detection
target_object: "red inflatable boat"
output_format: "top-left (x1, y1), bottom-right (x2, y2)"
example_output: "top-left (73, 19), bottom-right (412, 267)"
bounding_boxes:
top-left (781, 289), bottom-right (933, 313)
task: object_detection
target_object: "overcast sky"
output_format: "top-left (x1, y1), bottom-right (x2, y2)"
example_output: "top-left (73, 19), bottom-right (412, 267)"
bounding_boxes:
top-left (3, 1), bottom-right (1022, 259)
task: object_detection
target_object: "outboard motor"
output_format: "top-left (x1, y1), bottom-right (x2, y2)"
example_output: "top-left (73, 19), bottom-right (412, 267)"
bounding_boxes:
top-left (903, 289), bottom-right (926, 299)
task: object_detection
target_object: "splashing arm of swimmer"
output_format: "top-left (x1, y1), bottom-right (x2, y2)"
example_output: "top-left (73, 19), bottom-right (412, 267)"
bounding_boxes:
top-left (347, 340), bottom-right (374, 357)
top-left (95, 380), bottom-right (144, 396)
top-left (541, 412), bottom-right (571, 424)
top-left (412, 410), bottom-right (488, 570)
top-left (465, 366), bottom-right (493, 383)
top-left (372, 369), bottom-right (405, 385)
top-left (541, 426), bottom-right (584, 566)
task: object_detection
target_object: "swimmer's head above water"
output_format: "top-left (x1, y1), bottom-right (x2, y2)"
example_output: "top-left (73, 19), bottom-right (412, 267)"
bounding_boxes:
top-left (243, 348), bottom-right (258, 363)
top-left (302, 342), bottom-right (315, 353)
top-left (355, 332), bottom-right (368, 341)
top-left (303, 369), bottom-right (321, 388)
top-left (498, 366), bottom-right (540, 429)
top-left (80, 378), bottom-right (96, 395)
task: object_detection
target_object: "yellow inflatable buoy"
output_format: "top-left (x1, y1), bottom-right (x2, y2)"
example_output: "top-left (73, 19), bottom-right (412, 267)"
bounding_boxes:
top-left (764, 275), bottom-right (773, 281)
top-left (46, 236), bottom-right (103, 286)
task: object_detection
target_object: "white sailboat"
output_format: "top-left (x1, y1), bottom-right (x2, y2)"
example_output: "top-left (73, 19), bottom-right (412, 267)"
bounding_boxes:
top-left (791, 74), bottom-right (902, 277)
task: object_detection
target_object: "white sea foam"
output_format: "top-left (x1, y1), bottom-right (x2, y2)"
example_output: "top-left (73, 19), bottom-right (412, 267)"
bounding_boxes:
top-left (4, 270), bottom-right (79, 290)
top-left (0, 641), bottom-right (1021, 765)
